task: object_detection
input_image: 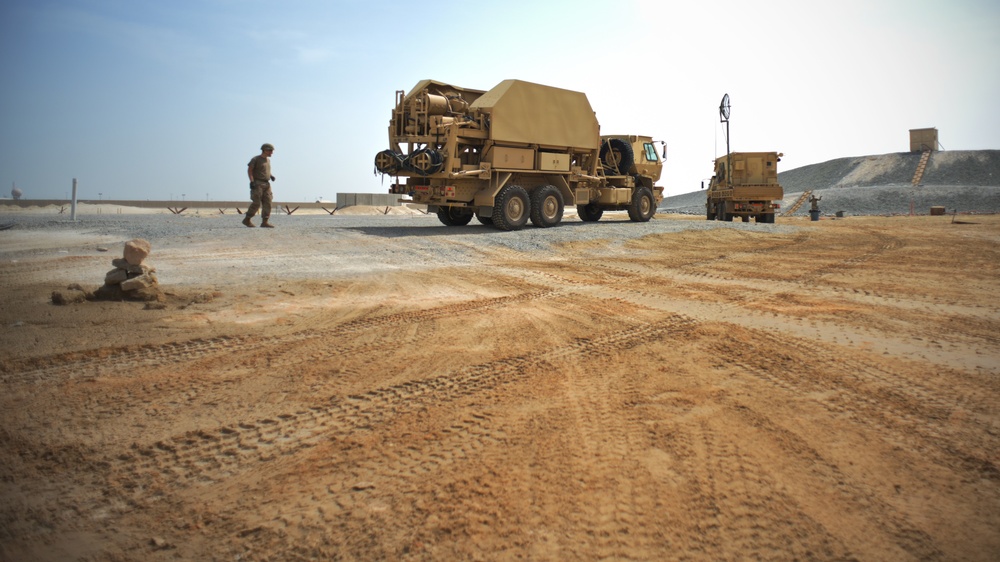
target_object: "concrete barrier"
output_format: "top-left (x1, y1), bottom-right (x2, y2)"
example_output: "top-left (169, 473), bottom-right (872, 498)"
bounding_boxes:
top-left (335, 193), bottom-right (400, 208)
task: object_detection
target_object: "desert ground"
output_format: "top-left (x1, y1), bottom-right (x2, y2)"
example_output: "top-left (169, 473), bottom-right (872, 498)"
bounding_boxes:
top-left (1, 210), bottom-right (998, 561)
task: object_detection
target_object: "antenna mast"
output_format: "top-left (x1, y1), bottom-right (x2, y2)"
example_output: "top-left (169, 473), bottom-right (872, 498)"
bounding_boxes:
top-left (720, 93), bottom-right (732, 188)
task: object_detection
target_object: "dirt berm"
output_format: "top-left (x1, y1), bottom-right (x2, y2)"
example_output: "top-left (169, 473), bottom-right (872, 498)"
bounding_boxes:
top-left (661, 149), bottom-right (1000, 216)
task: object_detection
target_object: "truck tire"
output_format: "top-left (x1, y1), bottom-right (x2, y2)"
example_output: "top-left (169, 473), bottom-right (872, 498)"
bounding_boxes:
top-left (600, 138), bottom-right (634, 175)
top-left (707, 204), bottom-right (716, 220)
top-left (530, 185), bottom-right (564, 228)
top-left (492, 184), bottom-right (530, 231)
top-left (577, 203), bottom-right (603, 222)
top-left (627, 186), bottom-right (655, 222)
top-left (436, 206), bottom-right (474, 226)
top-left (717, 202), bottom-right (730, 222)
top-left (476, 212), bottom-right (493, 226)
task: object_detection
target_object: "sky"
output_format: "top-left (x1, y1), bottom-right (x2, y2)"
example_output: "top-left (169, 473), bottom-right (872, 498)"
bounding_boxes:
top-left (2, 0), bottom-right (998, 202)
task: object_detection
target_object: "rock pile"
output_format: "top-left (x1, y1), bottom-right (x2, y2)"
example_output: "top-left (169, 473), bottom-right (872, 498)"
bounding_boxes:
top-left (93, 238), bottom-right (163, 302)
top-left (52, 238), bottom-right (166, 309)
top-left (52, 238), bottom-right (165, 305)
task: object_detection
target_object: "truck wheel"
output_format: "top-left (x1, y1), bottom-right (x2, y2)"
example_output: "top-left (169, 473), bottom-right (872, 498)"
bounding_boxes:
top-left (492, 184), bottom-right (530, 231)
top-left (717, 202), bottom-right (730, 222)
top-left (600, 138), bottom-right (634, 175)
top-left (707, 204), bottom-right (716, 220)
top-left (436, 206), bottom-right (473, 226)
top-left (577, 204), bottom-right (603, 222)
top-left (627, 187), bottom-right (655, 222)
top-left (530, 185), bottom-right (564, 228)
top-left (476, 212), bottom-right (493, 226)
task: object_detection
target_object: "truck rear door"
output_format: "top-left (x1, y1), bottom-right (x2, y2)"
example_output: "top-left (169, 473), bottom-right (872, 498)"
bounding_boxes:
top-left (746, 157), bottom-right (764, 184)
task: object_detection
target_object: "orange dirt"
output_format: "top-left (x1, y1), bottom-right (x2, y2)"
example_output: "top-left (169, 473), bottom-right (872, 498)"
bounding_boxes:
top-left (1, 214), bottom-right (998, 561)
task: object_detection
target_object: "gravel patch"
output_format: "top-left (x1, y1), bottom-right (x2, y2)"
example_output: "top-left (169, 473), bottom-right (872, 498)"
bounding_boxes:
top-left (0, 211), bottom-right (795, 248)
top-left (0, 211), bottom-right (797, 285)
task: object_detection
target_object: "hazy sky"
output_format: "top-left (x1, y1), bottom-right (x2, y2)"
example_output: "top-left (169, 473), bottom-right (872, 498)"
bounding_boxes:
top-left (2, 0), bottom-right (998, 202)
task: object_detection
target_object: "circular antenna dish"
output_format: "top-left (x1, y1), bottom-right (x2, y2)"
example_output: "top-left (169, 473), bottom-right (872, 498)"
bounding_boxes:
top-left (719, 93), bottom-right (731, 121)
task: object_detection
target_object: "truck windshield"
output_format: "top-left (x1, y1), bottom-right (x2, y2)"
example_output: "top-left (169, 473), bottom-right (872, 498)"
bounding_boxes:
top-left (643, 143), bottom-right (658, 162)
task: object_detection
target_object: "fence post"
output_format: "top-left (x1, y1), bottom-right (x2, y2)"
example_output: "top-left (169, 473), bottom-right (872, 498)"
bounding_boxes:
top-left (71, 178), bottom-right (78, 221)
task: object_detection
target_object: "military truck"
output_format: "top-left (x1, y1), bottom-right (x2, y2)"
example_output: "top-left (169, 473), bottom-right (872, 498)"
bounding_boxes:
top-left (374, 79), bottom-right (665, 230)
top-left (705, 152), bottom-right (784, 223)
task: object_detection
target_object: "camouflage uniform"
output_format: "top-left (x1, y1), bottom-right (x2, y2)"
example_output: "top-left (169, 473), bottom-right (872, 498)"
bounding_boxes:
top-left (246, 153), bottom-right (273, 222)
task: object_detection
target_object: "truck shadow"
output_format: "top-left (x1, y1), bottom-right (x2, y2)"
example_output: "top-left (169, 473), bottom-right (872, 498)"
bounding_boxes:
top-left (342, 219), bottom-right (640, 239)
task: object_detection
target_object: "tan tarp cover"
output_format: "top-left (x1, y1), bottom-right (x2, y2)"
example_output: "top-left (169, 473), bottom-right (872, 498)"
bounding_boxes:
top-left (470, 80), bottom-right (600, 150)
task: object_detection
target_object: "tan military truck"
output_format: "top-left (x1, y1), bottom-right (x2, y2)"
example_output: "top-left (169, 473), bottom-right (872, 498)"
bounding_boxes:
top-left (705, 152), bottom-right (784, 223)
top-left (374, 79), bottom-right (665, 230)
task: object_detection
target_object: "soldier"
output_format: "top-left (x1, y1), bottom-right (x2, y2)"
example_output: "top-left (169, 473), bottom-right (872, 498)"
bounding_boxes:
top-left (244, 143), bottom-right (276, 228)
top-left (809, 194), bottom-right (822, 212)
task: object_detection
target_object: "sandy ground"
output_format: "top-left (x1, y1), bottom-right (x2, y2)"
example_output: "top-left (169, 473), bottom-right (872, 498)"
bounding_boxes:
top-left (1, 213), bottom-right (998, 561)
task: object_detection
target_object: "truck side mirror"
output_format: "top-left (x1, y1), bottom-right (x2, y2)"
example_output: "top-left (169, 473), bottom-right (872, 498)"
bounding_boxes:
top-left (661, 143), bottom-right (668, 160)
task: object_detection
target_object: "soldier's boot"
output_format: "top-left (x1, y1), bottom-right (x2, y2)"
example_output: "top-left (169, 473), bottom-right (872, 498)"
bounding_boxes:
top-left (261, 217), bottom-right (274, 228)
top-left (242, 215), bottom-right (256, 227)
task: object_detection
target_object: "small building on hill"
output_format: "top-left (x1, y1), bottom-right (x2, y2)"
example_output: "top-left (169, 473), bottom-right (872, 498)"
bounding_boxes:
top-left (910, 128), bottom-right (939, 152)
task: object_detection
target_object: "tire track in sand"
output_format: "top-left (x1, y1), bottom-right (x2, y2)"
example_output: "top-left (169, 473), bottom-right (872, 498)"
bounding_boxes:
top-left (723, 327), bottom-right (999, 481)
top-left (1, 290), bottom-right (558, 385)
top-left (111, 315), bottom-right (699, 505)
top-left (715, 399), bottom-right (945, 560)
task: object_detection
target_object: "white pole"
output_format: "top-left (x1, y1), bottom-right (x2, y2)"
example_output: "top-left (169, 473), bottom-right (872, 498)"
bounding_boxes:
top-left (71, 178), bottom-right (78, 221)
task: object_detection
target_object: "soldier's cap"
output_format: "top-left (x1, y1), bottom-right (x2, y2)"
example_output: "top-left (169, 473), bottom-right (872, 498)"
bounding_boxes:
top-left (261, 143), bottom-right (275, 151)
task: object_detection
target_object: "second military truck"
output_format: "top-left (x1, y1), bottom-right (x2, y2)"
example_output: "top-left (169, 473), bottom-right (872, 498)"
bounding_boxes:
top-left (374, 79), bottom-right (665, 230)
top-left (705, 152), bottom-right (784, 223)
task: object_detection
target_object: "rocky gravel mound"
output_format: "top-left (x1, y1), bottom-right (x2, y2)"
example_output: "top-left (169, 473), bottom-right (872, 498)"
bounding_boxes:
top-left (660, 149), bottom-right (1000, 216)
top-left (780, 150), bottom-right (1000, 191)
